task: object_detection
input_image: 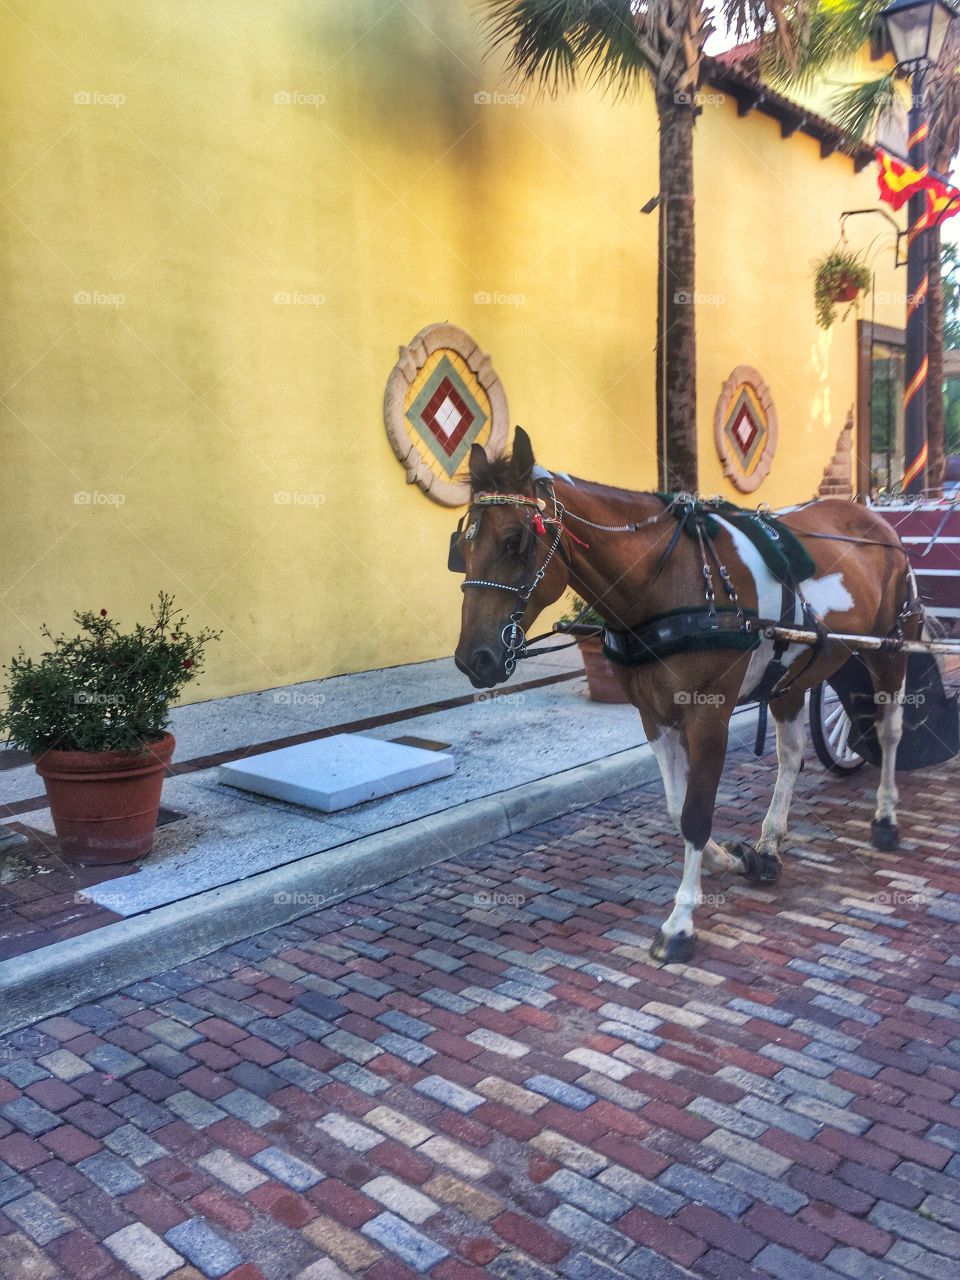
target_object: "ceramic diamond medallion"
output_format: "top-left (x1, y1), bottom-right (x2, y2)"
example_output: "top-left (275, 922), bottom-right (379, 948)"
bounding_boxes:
top-left (714, 365), bottom-right (778, 493)
top-left (384, 324), bottom-right (509, 507)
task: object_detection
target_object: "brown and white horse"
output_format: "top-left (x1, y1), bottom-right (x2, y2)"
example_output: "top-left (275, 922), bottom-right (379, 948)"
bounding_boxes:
top-left (453, 428), bottom-right (918, 962)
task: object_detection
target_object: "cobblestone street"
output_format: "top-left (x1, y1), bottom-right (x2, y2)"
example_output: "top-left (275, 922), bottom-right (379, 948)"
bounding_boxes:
top-left (2, 737), bottom-right (960, 1280)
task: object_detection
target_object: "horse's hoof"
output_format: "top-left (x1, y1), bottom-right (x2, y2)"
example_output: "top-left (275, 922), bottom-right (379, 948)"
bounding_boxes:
top-left (871, 818), bottom-right (899, 851)
top-left (722, 839), bottom-right (753, 866)
top-left (736, 843), bottom-right (783, 884)
top-left (650, 929), bottom-right (695, 964)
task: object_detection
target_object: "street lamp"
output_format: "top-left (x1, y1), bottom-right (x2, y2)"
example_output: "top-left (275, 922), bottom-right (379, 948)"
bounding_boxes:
top-left (879, 0), bottom-right (957, 494)
top-left (882, 0), bottom-right (953, 69)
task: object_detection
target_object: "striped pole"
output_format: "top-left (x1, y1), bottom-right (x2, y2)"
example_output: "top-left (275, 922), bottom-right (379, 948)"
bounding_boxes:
top-left (903, 67), bottom-right (929, 495)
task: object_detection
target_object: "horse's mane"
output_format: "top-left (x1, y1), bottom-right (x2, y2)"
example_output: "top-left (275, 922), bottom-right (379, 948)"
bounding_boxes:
top-left (464, 449), bottom-right (651, 506)
top-left (470, 452), bottom-right (516, 491)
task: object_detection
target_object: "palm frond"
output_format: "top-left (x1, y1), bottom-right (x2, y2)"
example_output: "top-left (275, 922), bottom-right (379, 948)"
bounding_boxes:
top-left (577, 1), bottom-right (656, 98)
top-left (760, 1), bottom-right (887, 95)
top-left (481, 0), bottom-right (584, 92)
top-left (480, 1), bottom-right (700, 98)
top-left (718, 0), bottom-right (804, 68)
top-left (830, 71), bottom-right (898, 144)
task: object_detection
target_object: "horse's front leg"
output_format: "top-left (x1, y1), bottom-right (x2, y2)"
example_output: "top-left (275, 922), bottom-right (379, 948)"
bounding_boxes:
top-left (650, 712), bottom-right (730, 964)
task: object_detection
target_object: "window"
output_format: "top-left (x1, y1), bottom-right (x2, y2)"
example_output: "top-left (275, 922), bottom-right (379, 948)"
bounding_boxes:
top-left (858, 322), bottom-right (906, 497)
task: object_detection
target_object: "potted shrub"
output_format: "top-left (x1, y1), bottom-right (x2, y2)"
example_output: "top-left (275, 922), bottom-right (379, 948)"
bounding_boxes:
top-left (555, 596), bottom-right (630, 704)
top-left (814, 249), bottom-right (872, 329)
top-left (0, 594), bottom-right (218, 865)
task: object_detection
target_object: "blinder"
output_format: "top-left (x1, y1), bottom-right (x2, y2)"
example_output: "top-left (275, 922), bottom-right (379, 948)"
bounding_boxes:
top-left (448, 511), bottom-right (484, 575)
top-left (448, 528), bottom-right (467, 574)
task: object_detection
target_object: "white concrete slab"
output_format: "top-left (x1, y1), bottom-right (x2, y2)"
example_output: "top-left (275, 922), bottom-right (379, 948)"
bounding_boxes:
top-left (217, 734), bottom-right (455, 811)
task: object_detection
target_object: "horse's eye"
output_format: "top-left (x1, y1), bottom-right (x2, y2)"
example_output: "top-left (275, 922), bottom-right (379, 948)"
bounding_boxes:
top-left (503, 533), bottom-right (522, 556)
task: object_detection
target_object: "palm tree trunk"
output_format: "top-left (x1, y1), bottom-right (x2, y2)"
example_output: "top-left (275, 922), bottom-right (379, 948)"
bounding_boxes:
top-left (927, 224), bottom-right (945, 497)
top-left (656, 98), bottom-right (698, 493)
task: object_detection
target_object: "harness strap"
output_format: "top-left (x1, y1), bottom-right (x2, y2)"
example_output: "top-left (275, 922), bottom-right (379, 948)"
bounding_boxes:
top-left (749, 577), bottom-right (795, 704)
top-left (746, 575), bottom-right (797, 755)
top-left (653, 503), bottom-right (691, 579)
top-left (603, 608), bottom-right (760, 666)
top-left (797, 530), bottom-right (909, 553)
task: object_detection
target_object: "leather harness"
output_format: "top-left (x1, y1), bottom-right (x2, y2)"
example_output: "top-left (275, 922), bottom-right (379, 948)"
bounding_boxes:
top-left (451, 481), bottom-right (856, 749)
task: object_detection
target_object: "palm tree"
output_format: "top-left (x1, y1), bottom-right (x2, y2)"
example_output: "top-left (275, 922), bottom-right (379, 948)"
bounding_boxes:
top-left (480, 2), bottom-right (795, 493)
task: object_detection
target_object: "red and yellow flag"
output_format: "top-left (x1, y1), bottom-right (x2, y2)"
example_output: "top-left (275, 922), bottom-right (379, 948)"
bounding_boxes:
top-left (876, 149), bottom-right (928, 210)
top-left (926, 173), bottom-right (960, 223)
top-left (877, 149), bottom-right (960, 223)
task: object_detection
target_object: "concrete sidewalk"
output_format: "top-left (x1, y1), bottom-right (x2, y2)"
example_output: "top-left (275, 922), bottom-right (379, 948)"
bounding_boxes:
top-left (0, 649), bottom-right (766, 1030)
top-left (3, 649), bottom-right (634, 916)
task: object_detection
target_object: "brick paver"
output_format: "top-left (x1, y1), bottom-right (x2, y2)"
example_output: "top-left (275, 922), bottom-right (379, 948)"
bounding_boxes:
top-left (2, 735), bottom-right (960, 1279)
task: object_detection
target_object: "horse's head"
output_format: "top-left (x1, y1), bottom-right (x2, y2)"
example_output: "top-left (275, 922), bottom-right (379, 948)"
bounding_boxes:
top-left (452, 427), bottom-right (571, 689)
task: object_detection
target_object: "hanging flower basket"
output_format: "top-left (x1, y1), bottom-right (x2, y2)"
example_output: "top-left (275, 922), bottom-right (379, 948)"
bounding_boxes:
top-left (832, 279), bottom-right (861, 303)
top-left (814, 249), bottom-right (872, 329)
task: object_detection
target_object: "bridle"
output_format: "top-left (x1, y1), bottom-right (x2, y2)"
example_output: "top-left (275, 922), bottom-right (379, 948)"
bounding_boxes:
top-left (450, 470), bottom-right (676, 675)
top-left (454, 477), bottom-right (571, 675)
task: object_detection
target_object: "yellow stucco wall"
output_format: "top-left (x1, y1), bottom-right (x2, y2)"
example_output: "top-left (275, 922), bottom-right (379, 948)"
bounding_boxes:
top-left (695, 83), bottom-right (905, 507)
top-left (0, 1), bottom-right (904, 701)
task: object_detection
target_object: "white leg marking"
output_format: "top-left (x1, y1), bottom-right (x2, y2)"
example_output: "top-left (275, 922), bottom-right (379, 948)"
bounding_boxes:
top-left (758, 713), bottom-right (806, 854)
top-left (875, 691), bottom-right (904, 823)
top-left (660, 839), bottom-right (703, 940)
top-left (649, 729), bottom-right (737, 873)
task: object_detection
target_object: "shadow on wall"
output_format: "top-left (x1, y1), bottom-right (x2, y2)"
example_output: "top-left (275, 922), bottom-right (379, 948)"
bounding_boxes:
top-left (291, 2), bottom-right (495, 158)
top-left (287, 1), bottom-right (510, 263)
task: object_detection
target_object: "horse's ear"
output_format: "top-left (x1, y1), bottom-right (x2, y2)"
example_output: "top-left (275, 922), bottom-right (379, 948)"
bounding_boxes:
top-left (469, 443), bottom-right (490, 489)
top-left (513, 425), bottom-right (535, 485)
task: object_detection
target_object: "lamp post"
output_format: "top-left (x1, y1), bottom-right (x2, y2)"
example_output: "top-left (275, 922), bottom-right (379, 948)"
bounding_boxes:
top-left (880, 0), bottom-right (955, 494)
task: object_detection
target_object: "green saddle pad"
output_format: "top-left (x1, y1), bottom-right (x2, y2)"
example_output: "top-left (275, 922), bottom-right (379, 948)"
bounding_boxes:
top-left (656, 495), bottom-right (816, 586)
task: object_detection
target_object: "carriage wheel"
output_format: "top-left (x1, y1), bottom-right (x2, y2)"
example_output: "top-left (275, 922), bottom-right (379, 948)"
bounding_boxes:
top-left (809, 682), bottom-right (866, 775)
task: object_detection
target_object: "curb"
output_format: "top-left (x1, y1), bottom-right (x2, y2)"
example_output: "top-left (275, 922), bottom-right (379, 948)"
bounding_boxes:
top-left (0, 740), bottom-right (669, 1034)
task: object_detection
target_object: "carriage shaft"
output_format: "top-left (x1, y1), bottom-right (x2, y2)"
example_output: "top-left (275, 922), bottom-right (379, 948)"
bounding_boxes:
top-left (763, 625), bottom-right (960, 656)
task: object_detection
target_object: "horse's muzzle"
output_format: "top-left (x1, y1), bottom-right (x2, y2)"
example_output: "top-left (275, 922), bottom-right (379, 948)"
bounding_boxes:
top-left (455, 646), bottom-right (506, 689)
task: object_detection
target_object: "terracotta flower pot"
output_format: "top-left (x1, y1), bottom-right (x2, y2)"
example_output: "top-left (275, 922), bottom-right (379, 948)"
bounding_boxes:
top-left (832, 279), bottom-right (860, 303)
top-left (577, 636), bottom-right (631, 704)
top-left (34, 733), bottom-right (175, 865)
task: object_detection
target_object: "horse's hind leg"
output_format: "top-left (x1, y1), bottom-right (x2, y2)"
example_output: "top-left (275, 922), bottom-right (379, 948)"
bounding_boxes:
top-left (645, 721), bottom-right (742, 875)
top-left (650, 713), bottom-right (729, 964)
top-left (864, 651), bottom-right (908, 850)
top-left (750, 691), bottom-right (807, 880)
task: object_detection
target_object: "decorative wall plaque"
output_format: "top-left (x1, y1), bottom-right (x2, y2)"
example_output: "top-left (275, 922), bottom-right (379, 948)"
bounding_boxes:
top-left (384, 323), bottom-right (509, 506)
top-left (713, 365), bottom-right (778, 493)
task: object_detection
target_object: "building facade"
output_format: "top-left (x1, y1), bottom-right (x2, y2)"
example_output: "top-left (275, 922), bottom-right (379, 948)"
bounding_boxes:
top-left (0, 1), bottom-right (906, 700)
